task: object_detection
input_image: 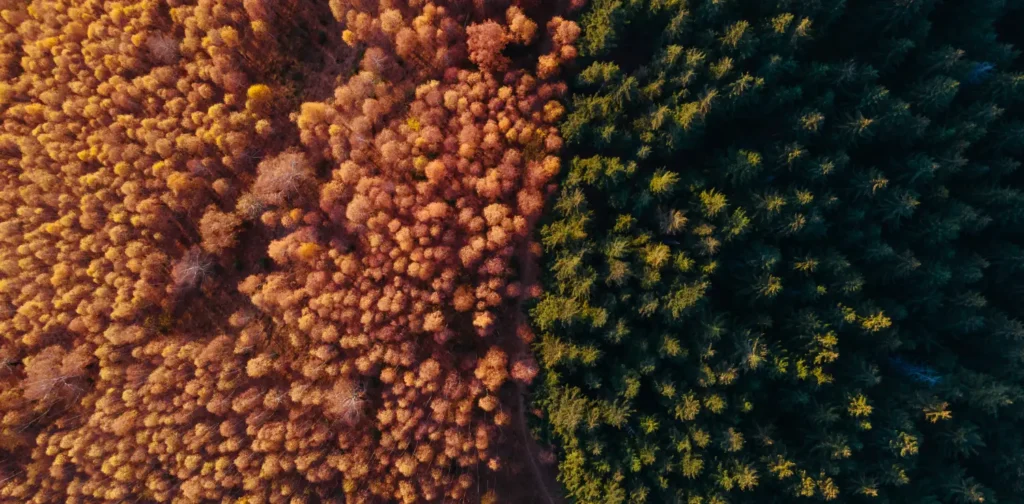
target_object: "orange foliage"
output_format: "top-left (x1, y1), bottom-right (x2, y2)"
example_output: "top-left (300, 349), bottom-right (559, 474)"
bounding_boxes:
top-left (0, 0), bottom-right (580, 502)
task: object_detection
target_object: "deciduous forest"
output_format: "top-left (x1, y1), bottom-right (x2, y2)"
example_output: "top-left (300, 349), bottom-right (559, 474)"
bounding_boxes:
top-left (1, 1), bottom-right (1023, 503)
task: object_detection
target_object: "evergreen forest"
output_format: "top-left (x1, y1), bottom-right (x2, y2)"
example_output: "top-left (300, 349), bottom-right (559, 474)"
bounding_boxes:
top-left (532, 0), bottom-right (1024, 503)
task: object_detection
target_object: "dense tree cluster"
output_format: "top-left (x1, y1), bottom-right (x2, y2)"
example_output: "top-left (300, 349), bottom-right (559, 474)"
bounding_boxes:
top-left (238, 1), bottom-right (582, 502)
top-left (0, 0), bottom-right (350, 501)
top-left (532, 1), bottom-right (1024, 503)
top-left (0, 0), bottom-right (580, 503)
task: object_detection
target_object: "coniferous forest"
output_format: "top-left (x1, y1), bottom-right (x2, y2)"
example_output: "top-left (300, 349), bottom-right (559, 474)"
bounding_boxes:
top-left (1, 1), bottom-right (1023, 503)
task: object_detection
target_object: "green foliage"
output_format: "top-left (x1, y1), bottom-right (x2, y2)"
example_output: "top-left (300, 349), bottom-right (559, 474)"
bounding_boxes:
top-left (531, 0), bottom-right (1024, 502)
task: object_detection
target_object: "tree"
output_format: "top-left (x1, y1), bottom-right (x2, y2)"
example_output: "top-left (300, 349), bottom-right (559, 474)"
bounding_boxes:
top-left (251, 150), bottom-right (315, 207)
top-left (199, 205), bottom-right (242, 255)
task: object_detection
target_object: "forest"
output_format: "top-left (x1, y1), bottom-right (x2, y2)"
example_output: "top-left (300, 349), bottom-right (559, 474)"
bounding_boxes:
top-left (1, 0), bottom-right (1023, 503)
